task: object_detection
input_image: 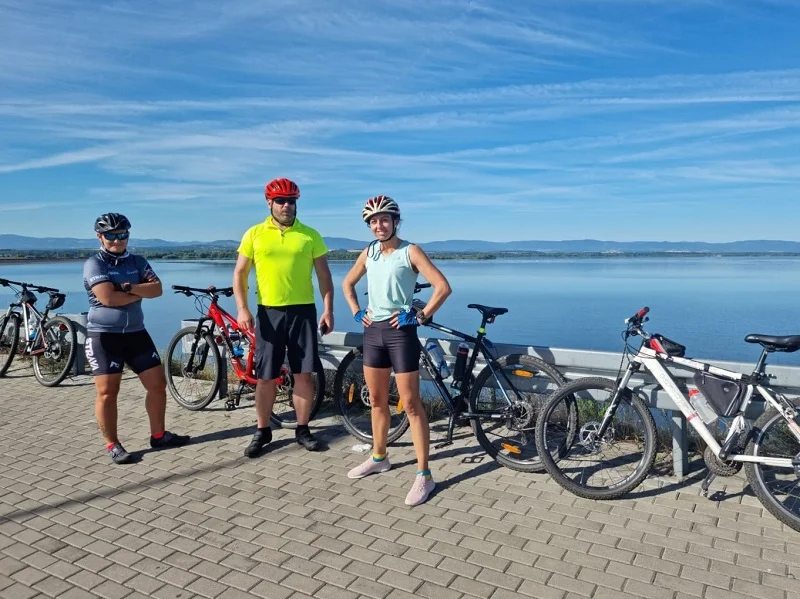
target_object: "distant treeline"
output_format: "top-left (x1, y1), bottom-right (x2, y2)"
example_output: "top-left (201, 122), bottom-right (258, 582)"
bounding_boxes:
top-left (0, 248), bottom-right (498, 261)
top-left (1, 248), bottom-right (799, 262)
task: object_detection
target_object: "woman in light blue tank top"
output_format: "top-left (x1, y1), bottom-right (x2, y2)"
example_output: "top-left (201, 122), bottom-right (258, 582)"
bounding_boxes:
top-left (342, 196), bottom-right (452, 507)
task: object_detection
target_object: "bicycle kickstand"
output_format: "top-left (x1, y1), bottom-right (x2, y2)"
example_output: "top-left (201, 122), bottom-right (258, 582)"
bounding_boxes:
top-left (700, 470), bottom-right (717, 498)
top-left (433, 415), bottom-right (456, 450)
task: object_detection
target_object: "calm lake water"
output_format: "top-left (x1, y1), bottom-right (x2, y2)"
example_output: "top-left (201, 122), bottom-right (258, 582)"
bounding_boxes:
top-left (2, 256), bottom-right (800, 364)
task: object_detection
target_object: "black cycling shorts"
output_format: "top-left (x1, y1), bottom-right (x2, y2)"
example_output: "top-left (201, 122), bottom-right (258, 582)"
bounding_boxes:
top-left (85, 330), bottom-right (161, 376)
top-left (362, 320), bottom-right (421, 373)
top-left (255, 304), bottom-right (319, 381)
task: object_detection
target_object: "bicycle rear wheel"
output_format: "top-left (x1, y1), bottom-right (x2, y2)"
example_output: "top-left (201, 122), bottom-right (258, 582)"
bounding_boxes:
top-left (333, 347), bottom-right (410, 444)
top-left (0, 313), bottom-right (20, 377)
top-left (744, 398), bottom-right (800, 533)
top-left (269, 363), bottom-right (326, 429)
top-left (33, 316), bottom-right (77, 387)
top-left (535, 377), bottom-right (657, 500)
top-left (165, 327), bottom-right (221, 410)
top-left (471, 354), bottom-right (566, 473)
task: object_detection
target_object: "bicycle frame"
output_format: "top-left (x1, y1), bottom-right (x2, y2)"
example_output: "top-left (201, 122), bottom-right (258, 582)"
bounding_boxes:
top-left (420, 318), bottom-right (522, 420)
top-left (1, 282), bottom-right (57, 351)
top-left (607, 345), bottom-right (800, 470)
top-left (188, 299), bottom-right (258, 386)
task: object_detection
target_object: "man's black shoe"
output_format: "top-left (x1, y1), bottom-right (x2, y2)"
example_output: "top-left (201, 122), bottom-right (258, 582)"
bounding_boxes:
top-left (245, 428), bottom-right (272, 458)
top-left (295, 426), bottom-right (321, 452)
top-left (150, 431), bottom-right (191, 449)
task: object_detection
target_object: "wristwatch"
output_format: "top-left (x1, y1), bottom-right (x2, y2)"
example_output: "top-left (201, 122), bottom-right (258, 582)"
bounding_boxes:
top-left (120, 282), bottom-right (133, 293)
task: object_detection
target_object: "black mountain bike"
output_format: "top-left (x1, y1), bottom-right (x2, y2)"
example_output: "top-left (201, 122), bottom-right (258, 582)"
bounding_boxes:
top-left (333, 288), bottom-right (566, 472)
top-left (0, 278), bottom-right (77, 386)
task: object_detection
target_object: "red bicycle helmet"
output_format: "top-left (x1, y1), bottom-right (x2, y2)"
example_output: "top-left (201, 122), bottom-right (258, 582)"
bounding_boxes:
top-left (265, 177), bottom-right (300, 200)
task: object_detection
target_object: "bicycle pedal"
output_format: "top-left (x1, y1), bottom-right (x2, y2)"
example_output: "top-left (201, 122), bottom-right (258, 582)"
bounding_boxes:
top-left (224, 400), bottom-right (236, 411)
top-left (434, 441), bottom-right (453, 450)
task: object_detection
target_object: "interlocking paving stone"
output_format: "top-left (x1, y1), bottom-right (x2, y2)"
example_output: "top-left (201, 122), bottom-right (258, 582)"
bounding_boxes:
top-left (1, 372), bottom-right (799, 599)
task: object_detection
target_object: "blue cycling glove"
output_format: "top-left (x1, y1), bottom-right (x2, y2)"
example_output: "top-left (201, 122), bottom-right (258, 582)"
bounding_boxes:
top-left (396, 310), bottom-right (420, 328)
top-left (354, 309), bottom-right (368, 324)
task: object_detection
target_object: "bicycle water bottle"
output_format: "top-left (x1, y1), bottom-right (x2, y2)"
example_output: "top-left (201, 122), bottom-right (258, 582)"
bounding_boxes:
top-left (424, 341), bottom-right (451, 379)
top-left (451, 343), bottom-right (469, 389)
top-left (689, 388), bottom-right (718, 425)
top-left (226, 325), bottom-right (240, 342)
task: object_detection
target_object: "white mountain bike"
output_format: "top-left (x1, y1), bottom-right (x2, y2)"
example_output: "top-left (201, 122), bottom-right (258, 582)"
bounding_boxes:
top-left (536, 307), bottom-right (800, 533)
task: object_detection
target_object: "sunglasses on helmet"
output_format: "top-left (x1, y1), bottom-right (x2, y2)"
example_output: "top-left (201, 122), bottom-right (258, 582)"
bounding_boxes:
top-left (102, 231), bottom-right (130, 241)
top-left (272, 198), bottom-right (296, 206)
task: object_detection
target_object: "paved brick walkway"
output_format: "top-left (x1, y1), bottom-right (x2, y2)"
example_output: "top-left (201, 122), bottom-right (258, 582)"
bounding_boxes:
top-left (0, 359), bottom-right (798, 599)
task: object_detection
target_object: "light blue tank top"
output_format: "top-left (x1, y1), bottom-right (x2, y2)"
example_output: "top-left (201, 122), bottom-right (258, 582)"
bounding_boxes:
top-left (366, 240), bottom-right (418, 322)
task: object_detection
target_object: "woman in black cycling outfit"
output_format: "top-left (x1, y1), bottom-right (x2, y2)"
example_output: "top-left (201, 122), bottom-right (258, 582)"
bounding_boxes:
top-left (83, 213), bottom-right (189, 464)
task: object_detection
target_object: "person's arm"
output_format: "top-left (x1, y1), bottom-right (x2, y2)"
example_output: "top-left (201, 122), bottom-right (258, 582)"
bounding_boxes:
top-left (314, 255), bottom-right (334, 334)
top-left (342, 249), bottom-right (371, 326)
top-left (128, 259), bottom-right (162, 298)
top-left (233, 254), bottom-right (255, 331)
top-left (92, 282), bottom-right (143, 307)
top-left (408, 244), bottom-right (451, 323)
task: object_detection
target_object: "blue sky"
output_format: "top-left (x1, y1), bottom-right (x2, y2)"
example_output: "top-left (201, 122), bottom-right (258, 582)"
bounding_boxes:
top-left (1, 0), bottom-right (800, 243)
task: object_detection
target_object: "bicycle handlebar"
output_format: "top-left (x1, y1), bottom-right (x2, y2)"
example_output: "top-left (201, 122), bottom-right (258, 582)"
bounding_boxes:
top-left (172, 284), bottom-right (234, 297)
top-left (625, 306), bottom-right (649, 325)
top-left (0, 278), bottom-right (60, 293)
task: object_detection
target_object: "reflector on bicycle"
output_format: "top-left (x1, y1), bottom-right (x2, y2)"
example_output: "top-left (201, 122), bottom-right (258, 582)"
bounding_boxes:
top-left (512, 369), bottom-right (533, 378)
top-left (348, 384), bottom-right (356, 404)
top-left (501, 443), bottom-right (521, 454)
top-left (397, 398), bottom-right (404, 413)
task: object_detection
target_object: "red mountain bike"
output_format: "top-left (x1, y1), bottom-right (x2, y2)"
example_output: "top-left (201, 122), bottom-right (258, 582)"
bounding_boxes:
top-left (165, 285), bottom-right (325, 428)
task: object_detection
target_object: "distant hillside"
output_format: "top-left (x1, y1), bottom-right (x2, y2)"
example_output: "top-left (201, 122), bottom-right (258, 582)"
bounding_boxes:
top-left (0, 234), bottom-right (369, 251)
top-left (1, 234), bottom-right (800, 253)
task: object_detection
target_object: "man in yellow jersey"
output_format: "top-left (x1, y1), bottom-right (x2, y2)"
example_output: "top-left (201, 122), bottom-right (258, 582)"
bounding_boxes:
top-left (233, 177), bottom-right (334, 456)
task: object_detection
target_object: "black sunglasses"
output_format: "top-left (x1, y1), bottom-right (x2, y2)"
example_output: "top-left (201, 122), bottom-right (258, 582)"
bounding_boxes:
top-left (102, 231), bottom-right (130, 241)
top-left (272, 198), bottom-right (296, 206)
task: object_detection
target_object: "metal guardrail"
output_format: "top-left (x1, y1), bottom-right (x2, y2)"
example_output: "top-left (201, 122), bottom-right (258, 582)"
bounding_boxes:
top-left (317, 331), bottom-right (800, 479)
top-left (60, 316), bottom-right (800, 479)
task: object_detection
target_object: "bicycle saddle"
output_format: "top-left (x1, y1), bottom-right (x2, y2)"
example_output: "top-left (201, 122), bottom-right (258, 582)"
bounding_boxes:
top-left (745, 334), bottom-right (800, 353)
top-left (467, 304), bottom-right (508, 318)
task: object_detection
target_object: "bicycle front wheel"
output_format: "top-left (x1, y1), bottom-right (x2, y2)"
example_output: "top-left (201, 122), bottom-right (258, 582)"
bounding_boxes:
top-left (0, 313), bottom-right (20, 377)
top-left (535, 376), bottom-right (657, 500)
top-left (333, 347), bottom-right (410, 444)
top-left (269, 363), bottom-right (326, 429)
top-left (470, 354), bottom-right (566, 473)
top-left (744, 398), bottom-right (800, 533)
top-left (165, 327), bottom-right (221, 410)
top-left (33, 316), bottom-right (77, 387)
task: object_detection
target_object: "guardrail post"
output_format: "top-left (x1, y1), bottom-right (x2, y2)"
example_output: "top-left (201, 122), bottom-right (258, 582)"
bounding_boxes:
top-left (181, 319), bottom-right (228, 399)
top-left (670, 410), bottom-right (690, 479)
top-left (60, 312), bottom-right (88, 376)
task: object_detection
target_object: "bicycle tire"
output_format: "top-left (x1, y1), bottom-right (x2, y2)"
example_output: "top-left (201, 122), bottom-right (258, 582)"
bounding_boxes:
top-left (165, 327), bottom-right (221, 411)
top-left (333, 347), bottom-right (410, 444)
top-left (0, 313), bottom-right (20, 377)
top-left (535, 376), bottom-right (657, 500)
top-left (33, 316), bottom-right (77, 387)
top-left (470, 353), bottom-right (567, 473)
top-left (269, 363), bottom-right (326, 429)
top-left (744, 397), bottom-right (800, 533)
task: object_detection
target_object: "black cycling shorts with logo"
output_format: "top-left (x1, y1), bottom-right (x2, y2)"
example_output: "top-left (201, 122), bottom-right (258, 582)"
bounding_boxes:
top-left (255, 304), bottom-right (319, 381)
top-left (362, 319), bottom-right (421, 373)
top-left (84, 330), bottom-right (162, 375)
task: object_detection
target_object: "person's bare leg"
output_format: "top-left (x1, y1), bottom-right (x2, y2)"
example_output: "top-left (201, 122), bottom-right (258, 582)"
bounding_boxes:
top-left (95, 373), bottom-right (123, 445)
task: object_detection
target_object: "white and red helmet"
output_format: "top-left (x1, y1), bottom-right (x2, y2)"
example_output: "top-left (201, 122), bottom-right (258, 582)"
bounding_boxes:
top-left (362, 195), bottom-right (400, 223)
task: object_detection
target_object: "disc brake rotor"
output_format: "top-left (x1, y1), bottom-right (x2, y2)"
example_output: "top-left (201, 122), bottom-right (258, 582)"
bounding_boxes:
top-left (578, 421), bottom-right (613, 453)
